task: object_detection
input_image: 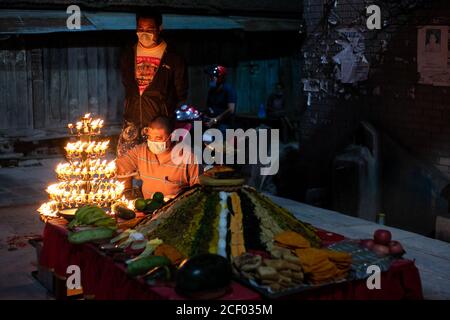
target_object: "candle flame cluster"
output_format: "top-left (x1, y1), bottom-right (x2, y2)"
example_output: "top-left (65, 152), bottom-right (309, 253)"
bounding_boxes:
top-left (38, 114), bottom-right (126, 218)
top-left (37, 195), bottom-right (134, 218)
top-left (46, 180), bottom-right (125, 208)
top-left (56, 159), bottom-right (116, 180)
top-left (67, 113), bottom-right (104, 136)
top-left (37, 200), bottom-right (59, 218)
top-left (64, 141), bottom-right (109, 159)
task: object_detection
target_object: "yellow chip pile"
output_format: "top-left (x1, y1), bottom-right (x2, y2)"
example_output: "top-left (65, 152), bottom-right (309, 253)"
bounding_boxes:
top-left (273, 230), bottom-right (352, 284)
top-left (295, 248), bottom-right (352, 284)
top-left (274, 231), bottom-right (311, 249)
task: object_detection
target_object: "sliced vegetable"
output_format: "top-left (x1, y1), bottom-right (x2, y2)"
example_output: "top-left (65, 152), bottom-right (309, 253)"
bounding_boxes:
top-left (127, 256), bottom-right (171, 276)
top-left (126, 238), bottom-right (164, 264)
top-left (110, 229), bottom-right (133, 244)
top-left (117, 231), bottom-right (144, 249)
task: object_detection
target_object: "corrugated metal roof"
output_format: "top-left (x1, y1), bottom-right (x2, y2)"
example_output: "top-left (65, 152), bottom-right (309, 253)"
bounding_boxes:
top-left (0, 10), bottom-right (301, 34)
top-left (0, 0), bottom-right (302, 18)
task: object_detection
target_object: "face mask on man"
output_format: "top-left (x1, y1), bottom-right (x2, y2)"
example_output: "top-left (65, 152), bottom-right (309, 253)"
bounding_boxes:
top-left (147, 139), bottom-right (168, 154)
top-left (137, 32), bottom-right (156, 48)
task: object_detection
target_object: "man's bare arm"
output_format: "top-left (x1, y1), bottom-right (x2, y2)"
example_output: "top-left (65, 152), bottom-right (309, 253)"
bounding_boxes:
top-left (207, 103), bottom-right (235, 126)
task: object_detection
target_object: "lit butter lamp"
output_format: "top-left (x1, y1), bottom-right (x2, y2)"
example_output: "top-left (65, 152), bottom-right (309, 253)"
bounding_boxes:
top-left (38, 113), bottom-right (132, 221)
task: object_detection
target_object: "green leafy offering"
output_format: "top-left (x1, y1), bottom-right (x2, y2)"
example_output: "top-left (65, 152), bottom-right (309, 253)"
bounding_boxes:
top-left (190, 192), bottom-right (220, 256)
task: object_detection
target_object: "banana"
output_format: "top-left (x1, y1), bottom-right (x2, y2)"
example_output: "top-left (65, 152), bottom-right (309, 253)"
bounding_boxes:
top-left (78, 211), bottom-right (98, 225)
top-left (83, 210), bottom-right (107, 225)
top-left (68, 206), bottom-right (96, 228)
top-left (67, 218), bottom-right (79, 229)
top-left (71, 206), bottom-right (91, 223)
top-left (94, 217), bottom-right (116, 227)
top-left (86, 215), bottom-right (113, 226)
top-left (68, 205), bottom-right (117, 231)
top-left (77, 205), bottom-right (102, 221)
top-left (74, 206), bottom-right (91, 221)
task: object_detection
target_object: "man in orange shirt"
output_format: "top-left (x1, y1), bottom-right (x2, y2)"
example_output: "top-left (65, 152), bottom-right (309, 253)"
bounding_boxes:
top-left (116, 116), bottom-right (201, 199)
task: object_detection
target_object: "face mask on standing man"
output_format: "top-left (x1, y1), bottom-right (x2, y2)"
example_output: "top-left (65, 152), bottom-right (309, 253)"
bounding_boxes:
top-left (137, 31), bottom-right (157, 48)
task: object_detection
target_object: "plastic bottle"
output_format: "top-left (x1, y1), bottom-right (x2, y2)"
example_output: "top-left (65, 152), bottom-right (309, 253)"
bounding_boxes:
top-left (376, 212), bottom-right (385, 225)
top-left (258, 103), bottom-right (266, 119)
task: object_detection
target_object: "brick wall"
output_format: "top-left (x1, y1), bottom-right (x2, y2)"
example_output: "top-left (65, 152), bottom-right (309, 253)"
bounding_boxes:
top-left (299, 0), bottom-right (450, 180)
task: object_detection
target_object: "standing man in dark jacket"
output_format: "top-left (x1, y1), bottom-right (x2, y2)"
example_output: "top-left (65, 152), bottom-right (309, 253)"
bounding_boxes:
top-left (118, 8), bottom-right (188, 157)
top-left (205, 65), bottom-right (237, 133)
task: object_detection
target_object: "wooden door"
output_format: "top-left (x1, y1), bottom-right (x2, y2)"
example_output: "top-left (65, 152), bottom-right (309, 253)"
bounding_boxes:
top-left (0, 48), bottom-right (33, 132)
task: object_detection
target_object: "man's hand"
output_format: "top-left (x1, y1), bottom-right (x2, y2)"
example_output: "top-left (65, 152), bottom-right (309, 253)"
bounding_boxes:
top-left (122, 189), bottom-right (134, 200)
top-left (206, 103), bottom-right (235, 127)
top-left (206, 117), bottom-right (218, 127)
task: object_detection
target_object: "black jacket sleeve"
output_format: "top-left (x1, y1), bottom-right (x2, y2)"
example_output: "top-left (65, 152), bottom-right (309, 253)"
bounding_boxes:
top-left (120, 46), bottom-right (135, 92)
top-left (173, 54), bottom-right (189, 107)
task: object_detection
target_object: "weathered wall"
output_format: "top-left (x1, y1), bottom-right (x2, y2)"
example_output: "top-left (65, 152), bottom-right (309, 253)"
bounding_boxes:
top-left (297, 0), bottom-right (450, 236)
top-left (0, 29), bottom-right (300, 133)
top-left (0, 33), bottom-right (126, 133)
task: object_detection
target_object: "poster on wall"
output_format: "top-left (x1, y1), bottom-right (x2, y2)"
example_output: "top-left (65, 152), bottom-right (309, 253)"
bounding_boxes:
top-left (417, 25), bottom-right (450, 86)
top-left (332, 27), bottom-right (370, 84)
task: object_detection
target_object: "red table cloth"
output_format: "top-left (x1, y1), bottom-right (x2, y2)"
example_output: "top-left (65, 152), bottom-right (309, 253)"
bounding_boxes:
top-left (39, 219), bottom-right (423, 300)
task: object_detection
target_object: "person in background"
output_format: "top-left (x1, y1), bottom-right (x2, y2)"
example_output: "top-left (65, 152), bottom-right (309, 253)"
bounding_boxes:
top-left (266, 82), bottom-right (285, 117)
top-left (117, 8), bottom-right (188, 157)
top-left (266, 82), bottom-right (293, 142)
top-left (116, 116), bottom-right (201, 200)
top-left (205, 65), bottom-right (237, 133)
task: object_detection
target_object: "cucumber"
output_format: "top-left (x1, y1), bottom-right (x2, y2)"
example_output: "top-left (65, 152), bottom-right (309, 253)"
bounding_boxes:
top-left (127, 256), bottom-right (171, 276)
top-left (115, 206), bottom-right (136, 220)
top-left (144, 200), bottom-right (162, 214)
top-left (68, 227), bottom-right (115, 244)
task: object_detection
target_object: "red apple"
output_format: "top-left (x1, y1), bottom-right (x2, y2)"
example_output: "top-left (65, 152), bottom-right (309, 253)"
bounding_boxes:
top-left (360, 239), bottom-right (375, 250)
top-left (373, 244), bottom-right (390, 257)
top-left (388, 240), bottom-right (405, 256)
top-left (373, 229), bottom-right (392, 245)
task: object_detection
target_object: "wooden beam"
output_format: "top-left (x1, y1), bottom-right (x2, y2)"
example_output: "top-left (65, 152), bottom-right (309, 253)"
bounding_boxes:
top-left (0, 0), bottom-right (302, 18)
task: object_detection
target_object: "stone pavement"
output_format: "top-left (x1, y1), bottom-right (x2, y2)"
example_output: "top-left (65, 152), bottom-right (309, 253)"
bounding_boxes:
top-left (0, 204), bottom-right (51, 299)
top-left (0, 158), bottom-right (65, 299)
top-left (0, 158), bottom-right (64, 208)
